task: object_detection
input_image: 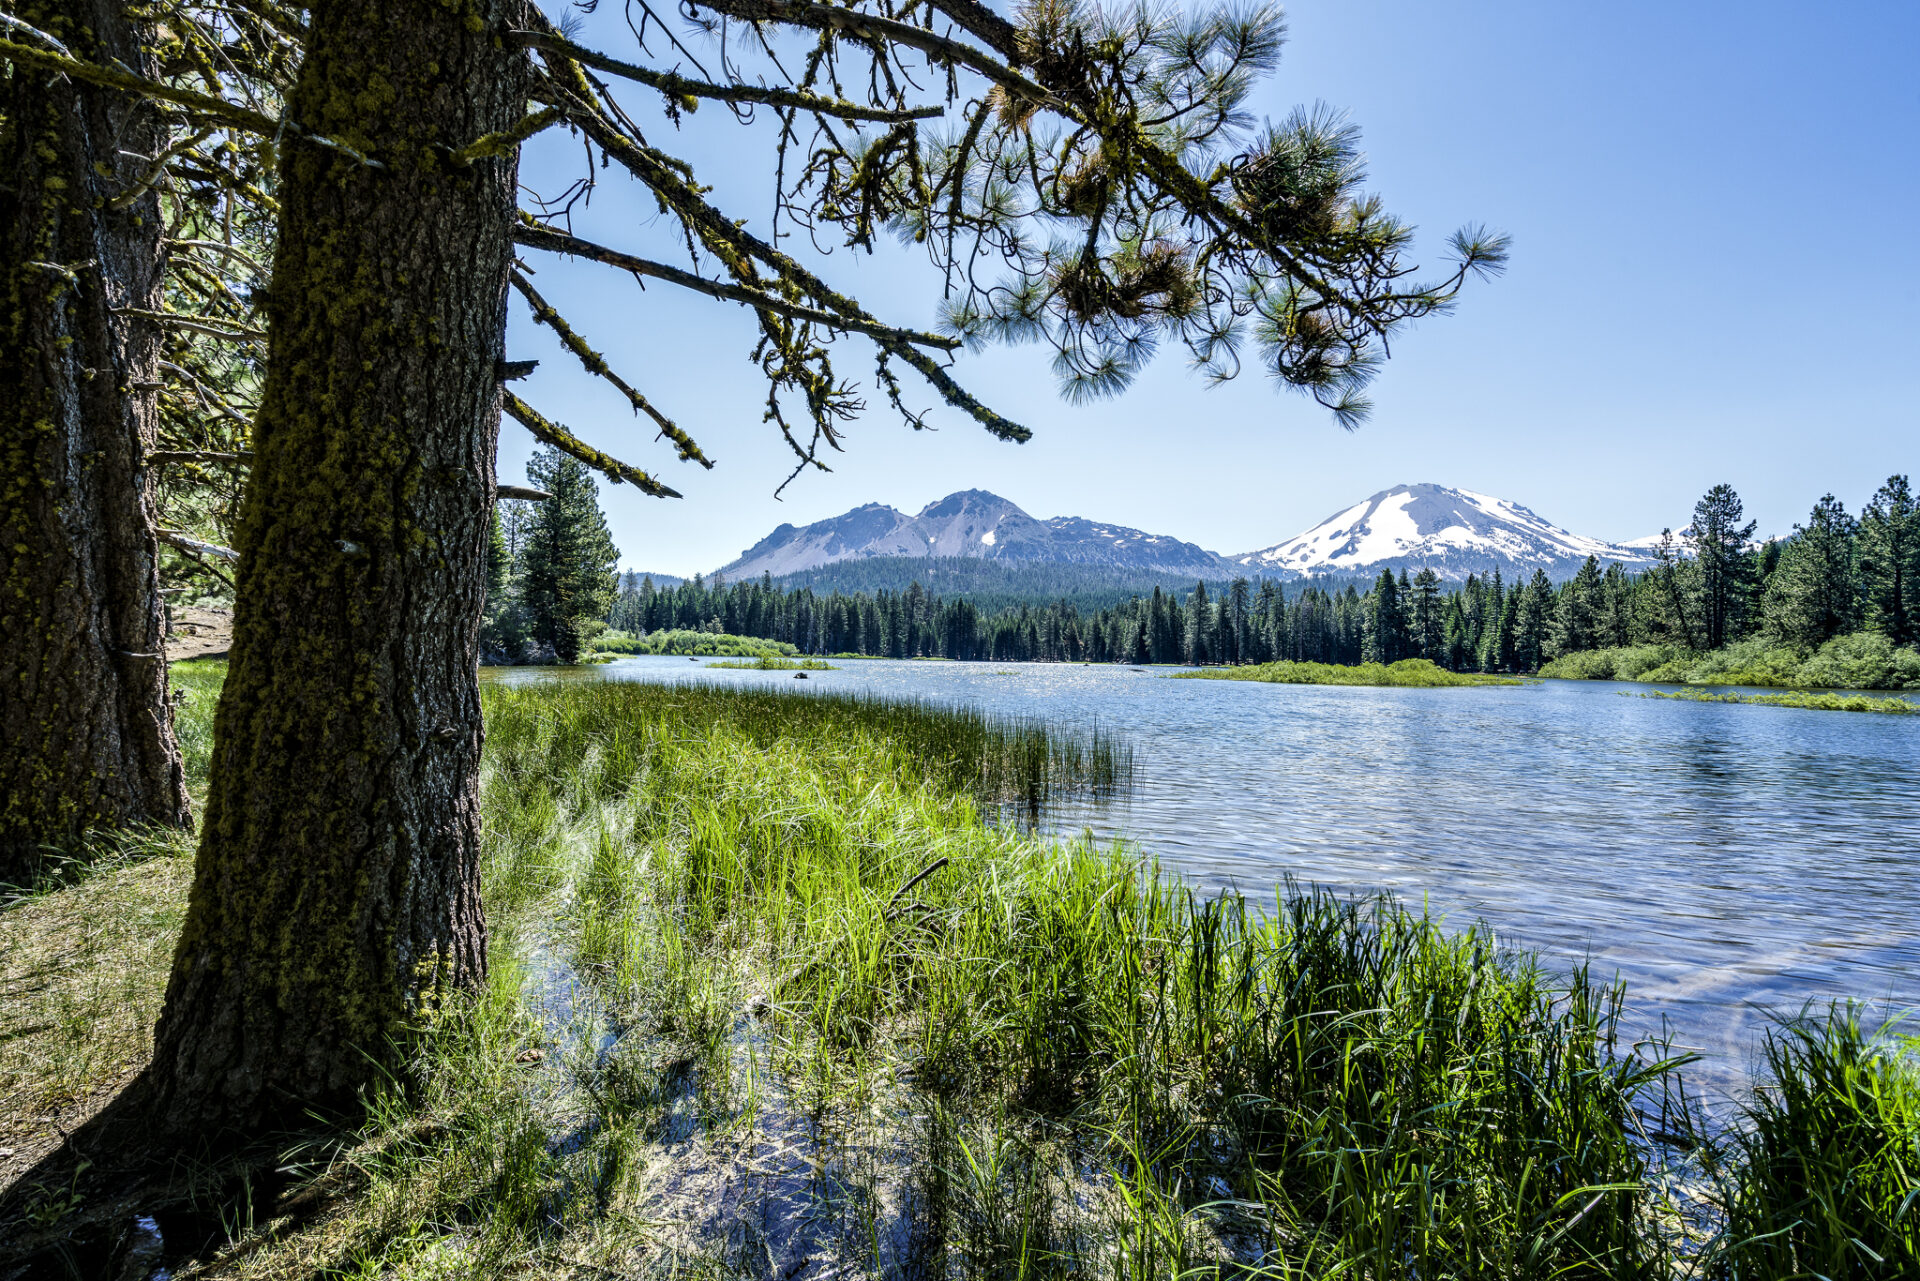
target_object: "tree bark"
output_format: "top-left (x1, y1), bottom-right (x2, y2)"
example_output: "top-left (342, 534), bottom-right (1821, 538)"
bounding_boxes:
top-left (149, 0), bottom-right (531, 1130)
top-left (0, 1), bottom-right (191, 874)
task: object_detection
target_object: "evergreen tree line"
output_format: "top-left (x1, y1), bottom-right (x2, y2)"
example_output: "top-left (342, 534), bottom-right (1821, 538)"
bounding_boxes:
top-left (607, 477), bottom-right (1917, 671)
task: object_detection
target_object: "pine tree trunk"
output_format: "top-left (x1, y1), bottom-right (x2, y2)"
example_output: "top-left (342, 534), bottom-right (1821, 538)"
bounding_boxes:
top-left (0, 1), bottom-right (190, 873)
top-left (149, 0), bottom-right (531, 1130)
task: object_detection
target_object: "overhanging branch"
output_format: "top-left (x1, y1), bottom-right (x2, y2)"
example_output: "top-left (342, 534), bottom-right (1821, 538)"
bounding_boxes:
top-left (509, 269), bottom-right (713, 468)
top-left (502, 394), bottom-right (683, 499)
top-left (513, 222), bottom-right (960, 352)
top-left (512, 30), bottom-right (946, 123)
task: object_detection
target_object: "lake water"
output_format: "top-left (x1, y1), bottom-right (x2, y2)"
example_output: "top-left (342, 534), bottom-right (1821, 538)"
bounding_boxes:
top-left (489, 655), bottom-right (1920, 1097)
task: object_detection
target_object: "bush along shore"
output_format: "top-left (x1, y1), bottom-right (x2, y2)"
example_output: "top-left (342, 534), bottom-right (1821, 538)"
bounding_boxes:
top-left (1170, 657), bottom-right (1523, 687)
top-left (588, 627), bottom-right (802, 659)
top-left (5, 671), bottom-right (1919, 1277)
top-left (1539, 632), bottom-right (1920, 690)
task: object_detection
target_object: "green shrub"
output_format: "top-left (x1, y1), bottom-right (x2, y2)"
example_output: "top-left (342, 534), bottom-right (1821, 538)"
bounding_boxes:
top-left (1797, 632), bottom-right (1920, 690)
top-left (626, 628), bottom-right (799, 658)
top-left (586, 628), bottom-right (644, 653)
top-left (1540, 644), bottom-right (1686, 681)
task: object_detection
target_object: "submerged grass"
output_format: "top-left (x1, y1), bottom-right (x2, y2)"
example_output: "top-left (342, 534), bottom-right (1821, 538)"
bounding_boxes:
top-left (8, 669), bottom-right (1915, 1277)
top-left (1171, 657), bottom-right (1523, 687)
top-left (1639, 688), bottom-right (1919, 714)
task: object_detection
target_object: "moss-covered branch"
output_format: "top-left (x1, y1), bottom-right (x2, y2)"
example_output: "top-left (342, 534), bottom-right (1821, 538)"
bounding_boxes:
top-left (502, 394), bottom-right (682, 499)
top-left (508, 270), bottom-right (712, 468)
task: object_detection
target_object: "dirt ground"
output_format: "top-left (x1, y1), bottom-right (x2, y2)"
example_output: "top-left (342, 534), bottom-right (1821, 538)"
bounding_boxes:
top-left (163, 605), bottom-right (232, 661)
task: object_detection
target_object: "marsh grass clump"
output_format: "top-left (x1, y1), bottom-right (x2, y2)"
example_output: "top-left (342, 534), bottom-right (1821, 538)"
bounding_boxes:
top-left (461, 681), bottom-right (1683, 1278)
top-left (481, 679), bottom-right (1132, 812)
top-left (704, 656), bottom-right (837, 670)
top-left (1640, 688), bottom-right (1919, 714)
top-left (1173, 657), bottom-right (1522, 687)
top-left (1697, 1009), bottom-right (1920, 1278)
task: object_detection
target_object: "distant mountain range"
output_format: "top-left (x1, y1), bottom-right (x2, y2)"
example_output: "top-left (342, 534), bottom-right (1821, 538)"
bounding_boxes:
top-left (716, 489), bottom-right (1225, 580)
top-left (671, 484), bottom-right (1663, 590)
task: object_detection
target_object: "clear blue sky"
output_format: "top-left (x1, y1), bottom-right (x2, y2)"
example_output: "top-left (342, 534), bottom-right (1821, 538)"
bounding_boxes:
top-left (505, 1), bottom-right (1918, 575)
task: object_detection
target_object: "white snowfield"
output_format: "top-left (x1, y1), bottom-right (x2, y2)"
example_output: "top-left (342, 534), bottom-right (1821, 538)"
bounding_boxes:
top-left (1234, 484), bottom-right (1660, 581)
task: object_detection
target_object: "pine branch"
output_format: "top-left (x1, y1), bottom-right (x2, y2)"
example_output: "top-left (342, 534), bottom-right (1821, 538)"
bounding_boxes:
top-left (158, 528), bottom-right (239, 562)
top-left (509, 270), bottom-right (713, 468)
top-left (0, 39), bottom-right (381, 167)
top-left (555, 101), bottom-right (1031, 442)
top-left (688, 0), bottom-right (1061, 107)
top-left (502, 394), bottom-right (683, 499)
top-left (512, 222), bottom-right (960, 352)
top-left (511, 30), bottom-right (946, 124)
top-left (113, 306), bottom-right (267, 344)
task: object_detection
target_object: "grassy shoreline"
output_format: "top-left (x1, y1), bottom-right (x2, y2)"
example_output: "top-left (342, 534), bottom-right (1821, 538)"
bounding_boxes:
top-left (1170, 657), bottom-right (1523, 687)
top-left (5, 666), bottom-right (1917, 1276)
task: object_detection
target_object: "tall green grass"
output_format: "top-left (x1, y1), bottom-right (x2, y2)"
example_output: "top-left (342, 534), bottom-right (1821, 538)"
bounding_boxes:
top-left (16, 669), bottom-right (1915, 1278)
top-left (482, 680), bottom-right (1132, 813)
top-left (1699, 1009), bottom-right (1920, 1277)
top-left (704, 656), bottom-right (837, 670)
top-left (467, 681), bottom-right (1679, 1278)
top-left (1172, 657), bottom-right (1522, 687)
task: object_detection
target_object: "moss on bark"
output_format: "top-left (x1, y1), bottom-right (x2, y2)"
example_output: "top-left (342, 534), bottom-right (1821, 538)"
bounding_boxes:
top-left (148, 0), bottom-right (533, 1131)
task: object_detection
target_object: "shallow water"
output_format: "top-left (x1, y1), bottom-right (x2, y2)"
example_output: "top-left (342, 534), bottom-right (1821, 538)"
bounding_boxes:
top-left (488, 655), bottom-right (1920, 1096)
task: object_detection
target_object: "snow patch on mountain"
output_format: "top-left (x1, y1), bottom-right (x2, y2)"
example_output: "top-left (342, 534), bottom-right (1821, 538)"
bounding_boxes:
top-left (1234, 484), bottom-right (1658, 581)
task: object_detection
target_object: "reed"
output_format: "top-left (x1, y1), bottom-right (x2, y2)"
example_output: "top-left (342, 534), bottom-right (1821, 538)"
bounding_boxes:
top-left (1698, 1008), bottom-right (1920, 1278)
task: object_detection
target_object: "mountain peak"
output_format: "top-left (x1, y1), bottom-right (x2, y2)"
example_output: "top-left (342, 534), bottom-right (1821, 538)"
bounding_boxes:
top-left (1233, 483), bottom-right (1656, 580)
top-left (716, 490), bottom-right (1223, 579)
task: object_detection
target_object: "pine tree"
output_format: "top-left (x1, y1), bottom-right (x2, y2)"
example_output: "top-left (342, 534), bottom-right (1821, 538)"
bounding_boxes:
top-left (1764, 494), bottom-right (1859, 648)
top-left (1647, 529), bottom-right (1699, 648)
top-left (1410, 567), bottom-right (1443, 659)
top-left (1364, 569), bottom-right (1409, 663)
top-left (1598, 563), bottom-right (1633, 647)
top-left (1186, 581), bottom-right (1212, 664)
top-left (1860, 475), bottom-right (1918, 645)
top-left (520, 446), bottom-right (620, 664)
top-left (1548, 556), bottom-right (1602, 657)
top-left (1514, 570), bottom-right (1553, 670)
top-left (1689, 484), bottom-right (1757, 649)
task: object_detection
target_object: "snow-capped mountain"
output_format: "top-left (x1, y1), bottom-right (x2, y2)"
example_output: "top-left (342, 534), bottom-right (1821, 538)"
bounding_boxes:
top-left (716, 490), bottom-right (1227, 580)
top-left (1233, 484), bottom-right (1659, 582)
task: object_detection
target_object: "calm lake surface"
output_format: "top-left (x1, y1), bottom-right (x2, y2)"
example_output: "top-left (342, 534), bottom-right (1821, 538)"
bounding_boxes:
top-left (489, 655), bottom-right (1920, 1096)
